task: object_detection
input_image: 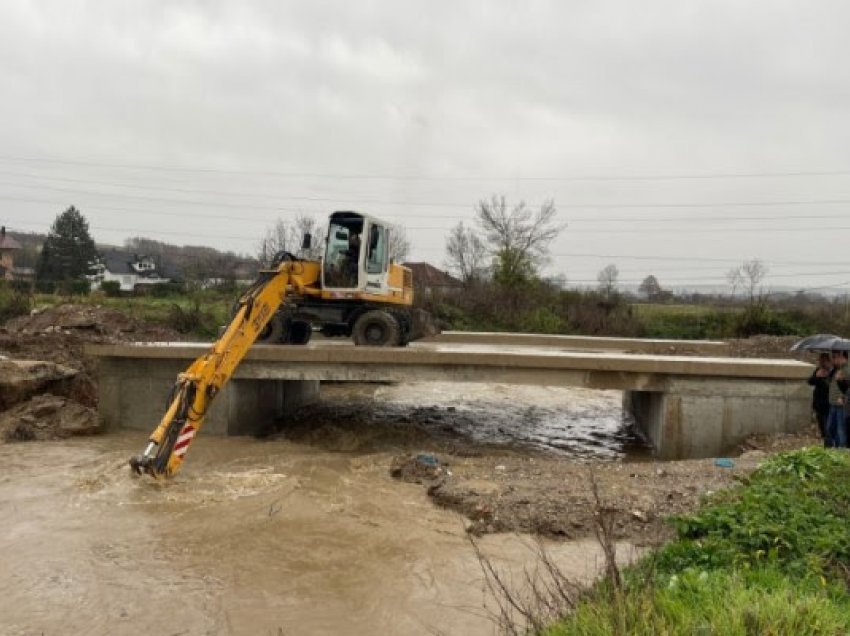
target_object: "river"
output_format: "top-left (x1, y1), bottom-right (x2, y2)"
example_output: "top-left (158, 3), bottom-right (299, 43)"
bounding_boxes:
top-left (0, 382), bottom-right (641, 635)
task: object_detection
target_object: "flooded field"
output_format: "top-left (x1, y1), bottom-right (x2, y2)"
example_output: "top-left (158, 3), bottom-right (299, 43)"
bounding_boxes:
top-left (0, 383), bottom-right (642, 635)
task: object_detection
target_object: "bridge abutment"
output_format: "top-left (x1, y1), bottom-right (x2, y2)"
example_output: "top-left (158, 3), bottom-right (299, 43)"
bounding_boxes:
top-left (97, 357), bottom-right (319, 436)
top-left (625, 378), bottom-right (810, 459)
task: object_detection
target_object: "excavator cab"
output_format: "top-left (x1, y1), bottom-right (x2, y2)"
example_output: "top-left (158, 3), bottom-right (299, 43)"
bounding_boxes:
top-left (322, 211), bottom-right (390, 291)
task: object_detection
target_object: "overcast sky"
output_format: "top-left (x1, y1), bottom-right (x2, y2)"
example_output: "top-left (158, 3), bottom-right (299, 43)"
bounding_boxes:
top-left (1, 0), bottom-right (850, 290)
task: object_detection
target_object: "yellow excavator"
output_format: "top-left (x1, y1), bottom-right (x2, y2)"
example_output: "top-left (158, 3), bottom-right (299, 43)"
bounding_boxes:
top-left (130, 211), bottom-right (432, 479)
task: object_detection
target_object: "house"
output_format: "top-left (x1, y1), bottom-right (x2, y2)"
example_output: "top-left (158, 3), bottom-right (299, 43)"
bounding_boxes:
top-left (90, 250), bottom-right (175, 292)
top-left (403, 262), bottom-right (463, 296)
top-left (0, 226), bottom-right (21, 281)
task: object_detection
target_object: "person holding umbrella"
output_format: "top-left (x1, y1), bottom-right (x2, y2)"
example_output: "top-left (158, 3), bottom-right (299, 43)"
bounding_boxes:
top-left (826, 349), bottom-right (850, 447)
top-left (808, 352), bottom-right (833, 445)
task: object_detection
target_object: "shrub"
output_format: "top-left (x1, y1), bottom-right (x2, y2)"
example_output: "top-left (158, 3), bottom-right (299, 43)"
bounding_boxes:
top-left (0, 287), bottom-right (32, 323)
top-left (9, 279), bottom-right (32, 294)
top-left (100, 281), bottom-right (122, 297)
top-left (35, 279), bottom-right (56, 294)
top-left (56, 278), bottom-right (91, 296)
top-left (660, 448), bottom-right (850, 577)
top-left (149, 282), bottom-right (184, 298)
top-left (166, 300), bottom-right (218, 336)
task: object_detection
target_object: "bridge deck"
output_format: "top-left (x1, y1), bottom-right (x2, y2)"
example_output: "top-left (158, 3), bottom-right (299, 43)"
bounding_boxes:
top-left (87, 341), bottom-right (809, 382)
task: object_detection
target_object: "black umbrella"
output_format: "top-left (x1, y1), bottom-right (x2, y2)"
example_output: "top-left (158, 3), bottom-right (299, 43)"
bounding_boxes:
top-left (790, 334), bottom-right (850, 352)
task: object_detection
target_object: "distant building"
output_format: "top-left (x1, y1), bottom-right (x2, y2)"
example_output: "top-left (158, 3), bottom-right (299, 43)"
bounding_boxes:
top-left (90, 250), bottom-right (177, 292)
top-left (0, 226), bottom-right (21, 281)
top-left (403, 262), bottom-right (463, 296)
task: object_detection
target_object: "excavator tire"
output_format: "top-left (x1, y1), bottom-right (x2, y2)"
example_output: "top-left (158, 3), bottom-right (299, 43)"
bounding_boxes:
top-left (288, 320), bottom-right (312, 345)
top-left (256, 314), bottom-right (285, 344)
top-left (352, 310), bottom-right (401, 347)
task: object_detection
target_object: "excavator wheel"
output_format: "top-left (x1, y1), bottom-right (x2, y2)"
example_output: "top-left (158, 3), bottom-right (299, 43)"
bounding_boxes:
top-left (288, 320), bottom-right (312, 345)
top-left (256, 314), bottom-right (285, 344)
top-left (352, 310), bottom-right (401, 347)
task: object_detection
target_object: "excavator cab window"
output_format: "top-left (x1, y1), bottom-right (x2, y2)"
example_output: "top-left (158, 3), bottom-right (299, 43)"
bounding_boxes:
top-left (366, 224), bottom-right (387, 274)
top-left (324, 216), bottom-right (363, 288)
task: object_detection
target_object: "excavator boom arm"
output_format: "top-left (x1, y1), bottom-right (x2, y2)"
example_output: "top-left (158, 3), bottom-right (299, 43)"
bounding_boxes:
top-left (130, 263), bottom-right (294, 479)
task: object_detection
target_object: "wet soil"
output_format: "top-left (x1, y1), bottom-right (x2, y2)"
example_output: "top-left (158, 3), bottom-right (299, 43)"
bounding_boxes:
top-left (394, 432), bottom-right (819, 544)
top-left (281, 382), bottom-right (821, 545)
top-left (0, 304), bottom-right (181, 410)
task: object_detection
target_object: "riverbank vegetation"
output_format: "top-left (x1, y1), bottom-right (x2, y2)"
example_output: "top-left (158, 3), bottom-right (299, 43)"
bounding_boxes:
top-left (417, 273), bottom-right (850, 342)
top-left (540, 448), bottom-right (850, 635)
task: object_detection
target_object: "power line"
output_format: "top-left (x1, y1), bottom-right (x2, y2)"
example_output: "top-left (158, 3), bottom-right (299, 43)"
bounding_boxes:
top-left (5, 178), bottom-right (850, 220)
top-left (2, 153), bottom-right (850, 182)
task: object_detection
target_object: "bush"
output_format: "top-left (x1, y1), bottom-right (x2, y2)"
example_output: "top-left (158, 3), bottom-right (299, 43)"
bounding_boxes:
top-left (166, 300), bottom-right (218, 336)
top-left (0, 287), bottom-right (32, 323)
top-left (9, 279), bottom-right (32, 294)
top-left (35, 279), bottom-right (56, 294)
top-left (100, 281), bottom-right (122, 297)
top-left (149, 282), bottom-right (184, 298)
top-left (56, 278), bottom-right (91, 296)
top-left (733, 304), bottom-right (809, 338)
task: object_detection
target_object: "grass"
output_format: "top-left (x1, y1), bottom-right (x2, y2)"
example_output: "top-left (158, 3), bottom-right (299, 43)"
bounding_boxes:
top-left (545, 448), bottom-right (850, 635)
top-left (30, 290), bottom-right (235, 338)
top-left (546, 567), bottom-right (850, 636)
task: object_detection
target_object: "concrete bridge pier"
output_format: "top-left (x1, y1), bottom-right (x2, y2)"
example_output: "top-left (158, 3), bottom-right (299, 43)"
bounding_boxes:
top-left (624, 378), bottom-right (811, 459)
top-left (97, 357), bottom-right (319, 435)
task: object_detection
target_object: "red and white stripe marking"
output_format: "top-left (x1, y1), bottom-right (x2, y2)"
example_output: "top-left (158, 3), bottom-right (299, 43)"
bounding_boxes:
top-left (173, 424), bottom-right (196, 459)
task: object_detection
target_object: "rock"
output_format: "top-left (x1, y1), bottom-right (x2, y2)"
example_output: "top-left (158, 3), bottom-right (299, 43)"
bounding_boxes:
top-left (0, 359), bottom-right (78, 411)
top-left (455, 479), bottom-right (501, 496)
top-left (390, 453), bottom-right (445, 484)
top-left (1, 395), bottom-right (100, 442)
top-left (631, 510), bottom-right (650, 523)
top-left (740, 450), bottom-right (767, 460)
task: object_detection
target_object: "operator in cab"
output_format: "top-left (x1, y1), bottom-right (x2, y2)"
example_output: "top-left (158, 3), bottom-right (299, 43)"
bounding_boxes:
top-left (341, 232), bottom-right (361, 287)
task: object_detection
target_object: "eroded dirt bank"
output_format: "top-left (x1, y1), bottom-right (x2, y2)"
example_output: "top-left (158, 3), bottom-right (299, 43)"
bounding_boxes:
top-left (283, 382), bottom-right (819, 545)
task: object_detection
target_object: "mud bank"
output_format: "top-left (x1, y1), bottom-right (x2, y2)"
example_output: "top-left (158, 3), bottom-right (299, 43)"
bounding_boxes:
top-left (282, 382), bottom-right (820, 544)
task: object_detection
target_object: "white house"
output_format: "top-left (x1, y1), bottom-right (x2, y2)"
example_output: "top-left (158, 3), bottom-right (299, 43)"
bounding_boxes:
top-left (90, 250), bottom-right (174, 292)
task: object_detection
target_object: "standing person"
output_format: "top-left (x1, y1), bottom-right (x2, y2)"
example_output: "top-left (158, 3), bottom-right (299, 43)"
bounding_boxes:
top-left (808, 352), bottom-right (833, 445)
top-left (826, 350), bottom-right (850, 448)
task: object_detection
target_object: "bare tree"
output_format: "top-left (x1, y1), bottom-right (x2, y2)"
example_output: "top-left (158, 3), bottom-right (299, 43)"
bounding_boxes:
top-left (597, 264), bottom-right (619, 299)
top-left (474, 194), bottom-right (565, 282)
top-left (638, 275), bottom-right (663, 301)
top-left (727, 259), bottom-right (768, 303)
top-left (445, 221), bottom-right (487, 283)
top-left (257, 214), bottom-right (324, 265)
top-left (389, 224), bottom-right (411, 263)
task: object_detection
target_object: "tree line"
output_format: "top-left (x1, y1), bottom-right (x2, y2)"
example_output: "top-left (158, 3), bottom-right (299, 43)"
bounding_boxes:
top-left (25, 201), bottom-right (766, 305)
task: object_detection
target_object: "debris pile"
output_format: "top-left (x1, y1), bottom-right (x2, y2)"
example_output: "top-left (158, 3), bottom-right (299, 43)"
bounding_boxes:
top-left (2, 395), bottom-right (99, 442)
top-left (390, 453), bottom-right (447, 484)
top-left (0, 304), bottom-right (181, 444)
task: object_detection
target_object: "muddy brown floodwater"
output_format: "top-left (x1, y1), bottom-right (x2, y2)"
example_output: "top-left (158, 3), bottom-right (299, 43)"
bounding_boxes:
top-left (0, 383), bottom-right (643, 635)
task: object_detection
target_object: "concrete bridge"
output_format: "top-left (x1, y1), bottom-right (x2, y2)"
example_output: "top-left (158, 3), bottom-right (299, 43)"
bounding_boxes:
top-left (87, 337), bottom-right (812, 460)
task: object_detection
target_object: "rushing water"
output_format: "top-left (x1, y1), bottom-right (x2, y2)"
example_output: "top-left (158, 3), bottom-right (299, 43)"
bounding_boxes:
top-left (0, 382), bottom-right (640, 635)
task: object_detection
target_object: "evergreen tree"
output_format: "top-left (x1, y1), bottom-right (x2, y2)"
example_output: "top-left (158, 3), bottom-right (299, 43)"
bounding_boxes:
top-left (36, 206), bottom-right (97, 282)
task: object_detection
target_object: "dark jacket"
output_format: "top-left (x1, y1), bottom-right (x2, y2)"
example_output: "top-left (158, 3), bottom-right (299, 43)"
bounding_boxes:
top-left (808, 368), bottom-right (832, 413)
